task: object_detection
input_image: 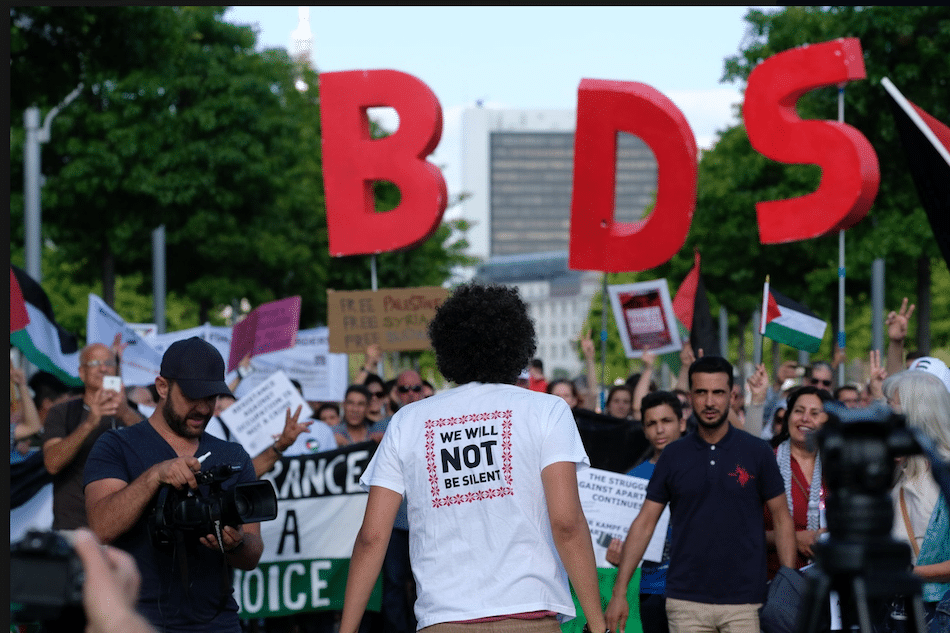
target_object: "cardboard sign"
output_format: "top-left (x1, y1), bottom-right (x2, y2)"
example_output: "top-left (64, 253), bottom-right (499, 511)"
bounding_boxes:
top-left (326, 287), bottom-right (448, 354)
top-left (228, 296), bottom-right (302, 372)
top-left (607, 280), bottom-right (682, 358)
top-left (218, 370), bottom-right (313, 459)
top-left (577, 467), bottom-right (671, 568)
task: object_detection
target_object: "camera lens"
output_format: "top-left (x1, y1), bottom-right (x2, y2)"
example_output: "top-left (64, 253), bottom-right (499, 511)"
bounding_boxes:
top-left (234, 492), bottom-right (251, 518)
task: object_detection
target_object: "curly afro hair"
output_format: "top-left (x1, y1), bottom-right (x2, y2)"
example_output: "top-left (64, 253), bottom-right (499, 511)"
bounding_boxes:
top-left (428, 283), bottom-right (536, 385)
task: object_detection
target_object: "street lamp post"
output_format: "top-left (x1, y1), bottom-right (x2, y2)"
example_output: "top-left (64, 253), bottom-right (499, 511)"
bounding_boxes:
top-left (23, 84), bottom-right (83, 284)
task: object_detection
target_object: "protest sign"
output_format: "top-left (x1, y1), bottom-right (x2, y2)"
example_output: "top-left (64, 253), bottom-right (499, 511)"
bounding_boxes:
top-left (607, 280), bottom-right (682, 358)
top-left (326, 287), bottom-right (448, 354)
top-left (219, 370), bottom-right (313, 459)
top-left (235, 328), bottom-right (348, 403)
top-left (86, 294), bottom-right (163, 387)
top-left (234, 443), bottom-right (382, 617)
top-left (228, 296), bottom-right (302, 372)
top-left (327, 286), bottom-right (449, 354)
top-left (578, 467), bottom-right (670, 568)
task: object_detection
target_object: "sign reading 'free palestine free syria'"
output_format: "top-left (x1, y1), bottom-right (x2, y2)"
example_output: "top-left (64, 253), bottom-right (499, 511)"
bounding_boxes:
top-left (326, 287), bottom-right (448, 354)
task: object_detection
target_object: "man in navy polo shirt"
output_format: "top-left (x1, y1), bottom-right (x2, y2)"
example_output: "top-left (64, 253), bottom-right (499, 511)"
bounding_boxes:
top-left (606, 356), bottom-right (796, 633)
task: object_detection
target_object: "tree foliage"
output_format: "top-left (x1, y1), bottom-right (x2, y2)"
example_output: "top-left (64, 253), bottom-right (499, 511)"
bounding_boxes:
top-left (659, 6), bottom-right (950, 361)
top-left (10, 6), bottom-right (471, 337)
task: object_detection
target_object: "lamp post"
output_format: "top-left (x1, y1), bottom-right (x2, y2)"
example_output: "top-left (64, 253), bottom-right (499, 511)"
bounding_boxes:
top-left (23, 84), bottom-right (83, 284)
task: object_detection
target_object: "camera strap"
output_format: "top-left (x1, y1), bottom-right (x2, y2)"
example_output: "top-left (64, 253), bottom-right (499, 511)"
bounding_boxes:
top-left (899, 488), bottom-right (921, 559)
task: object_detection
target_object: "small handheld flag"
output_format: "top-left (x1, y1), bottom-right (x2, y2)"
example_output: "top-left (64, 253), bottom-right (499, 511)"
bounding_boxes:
top-left (760, 277), bottom-right (827, 353)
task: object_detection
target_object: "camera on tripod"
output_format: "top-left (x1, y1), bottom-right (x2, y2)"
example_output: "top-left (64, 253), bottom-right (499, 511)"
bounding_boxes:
top-left (795, 402), bottom-right (948, 633)
top-left (149, 464), bottom-right (278, 549)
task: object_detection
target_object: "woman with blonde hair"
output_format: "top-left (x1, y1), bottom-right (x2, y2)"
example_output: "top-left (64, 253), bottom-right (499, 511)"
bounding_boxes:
top-left (883, 369), bottom-right (950, 629)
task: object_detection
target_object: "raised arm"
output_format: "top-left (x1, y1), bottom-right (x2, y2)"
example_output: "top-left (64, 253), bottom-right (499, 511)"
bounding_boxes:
top-left (745, 363), bottom-right (769, 438)
top-left (252, 405), bottom-right (312, 476)
top-left (631, 351), bottom-right (656, 423)
top-left (675, 343), bottom-right (695, 393)
top-left (11, 364), bottom-right (43, 441)
top-left (580, 330), bottom-right (600, 412)
top-left (885, 298), bottom-right (914, 376)
top-left (44, 391), bottom-right (118, 475)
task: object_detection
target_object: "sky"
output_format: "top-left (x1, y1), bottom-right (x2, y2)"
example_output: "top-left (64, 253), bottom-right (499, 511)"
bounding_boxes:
top-left (224, 6), bottom-right (775, 199)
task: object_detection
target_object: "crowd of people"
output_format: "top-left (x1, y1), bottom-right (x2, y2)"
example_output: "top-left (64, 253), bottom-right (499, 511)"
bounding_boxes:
top-left (8, 290), bottom-right (950, 633)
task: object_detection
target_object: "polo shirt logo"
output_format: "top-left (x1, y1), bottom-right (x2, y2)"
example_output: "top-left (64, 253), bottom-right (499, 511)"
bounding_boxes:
top-left (728, 465), bottom-right (755, 487)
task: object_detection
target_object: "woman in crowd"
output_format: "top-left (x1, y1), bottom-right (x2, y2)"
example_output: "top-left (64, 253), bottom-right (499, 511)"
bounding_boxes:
top-left (547, 378), bottom-right (581, 411)
top-left (883, 370), bottom-right (950, 629)
top-left (763, 385), bottom-right (832, 578)
top-left (604, 385), bottom-right (633, 420)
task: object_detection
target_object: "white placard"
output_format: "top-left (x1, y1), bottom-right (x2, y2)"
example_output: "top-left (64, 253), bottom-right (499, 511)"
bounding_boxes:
top-left (86, 294), bottom-right (163, 387)
top-left (219, 370), bottom-right (313, 458)
top-left (578, 467), bottom-right (671, 568)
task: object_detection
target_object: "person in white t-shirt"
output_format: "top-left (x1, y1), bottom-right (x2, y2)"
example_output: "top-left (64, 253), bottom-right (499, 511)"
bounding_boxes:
top-left (340, 283), bottom-right (608, 633)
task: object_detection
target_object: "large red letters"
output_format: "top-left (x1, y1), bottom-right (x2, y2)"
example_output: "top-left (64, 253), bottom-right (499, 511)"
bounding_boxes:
top-left (321, 39), bottom-right (882, 269)
top-left (320, 70), bottom-right (447, 256)
top-left (744, 38), bottom-right (880, 244)
top-left (569, 79), bottom-right (697, 272)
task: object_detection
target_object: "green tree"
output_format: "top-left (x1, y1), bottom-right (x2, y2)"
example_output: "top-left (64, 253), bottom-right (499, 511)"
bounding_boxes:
top-left (11, 6), bottom-right (471, 337)
top-left (650, 6), bottom-right (950, 365)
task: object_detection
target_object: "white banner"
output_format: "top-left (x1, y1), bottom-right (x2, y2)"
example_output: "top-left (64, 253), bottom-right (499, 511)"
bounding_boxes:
top-left (219, 371), bottom-right (314, 459)
top-left (86, 294), bottom-right (163, 387)
top-left (578, 467), bottom-right (671, 568)
top-left (234, 444), bottom-right (381, 617)
top-left (85, 300), bottom-right (347, 401)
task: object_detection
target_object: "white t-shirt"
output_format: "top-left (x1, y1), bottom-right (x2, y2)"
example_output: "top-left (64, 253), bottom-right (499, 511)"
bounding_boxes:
top-left (360, 382), bottom-right (590, 629)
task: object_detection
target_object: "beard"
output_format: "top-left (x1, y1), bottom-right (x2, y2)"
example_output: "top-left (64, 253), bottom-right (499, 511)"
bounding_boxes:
top-left (696, 407), bottom-right (729, 430)
top-left (163, 396), bottom-right (210, 439)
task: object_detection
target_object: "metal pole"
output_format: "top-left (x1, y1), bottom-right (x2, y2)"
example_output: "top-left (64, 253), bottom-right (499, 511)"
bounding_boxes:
top-left (837, 84), bottom-right (847, 387)
top-left (752, 309), bottom-right (762, 367)
top-left (600, 274), bottom-right (608, 410)
top-left (152, 225), bottom-right (167, 334)
top-left (719, 305), bottom-right (729, 359)
top-left (24, 108), bottom-right (43, 283)
top-left (370, 254), bottom-right (379, 292)
top-left (22, 85), bottom-right (84, 285)
top-left (871, 259), bottom-right (885, 354)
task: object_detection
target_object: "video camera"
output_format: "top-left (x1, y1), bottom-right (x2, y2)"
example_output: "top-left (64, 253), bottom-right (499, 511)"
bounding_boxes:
top-left (149, 464), bottom-right (278, 549)
top-left (10, 530), bottom-right (85, 625)
top-left (796, 402), bottom-right (950, 633)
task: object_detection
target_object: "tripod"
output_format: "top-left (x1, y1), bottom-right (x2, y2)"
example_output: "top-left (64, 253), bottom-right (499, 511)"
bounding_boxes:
top-left (796, 403), bottom-right (936, 633)
top-left (798, 537), bottom-right (926, 633)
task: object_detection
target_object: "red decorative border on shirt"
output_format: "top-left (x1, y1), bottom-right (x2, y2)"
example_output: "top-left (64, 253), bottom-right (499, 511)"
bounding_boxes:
top-left (425, 409), bottom-right (513, 507)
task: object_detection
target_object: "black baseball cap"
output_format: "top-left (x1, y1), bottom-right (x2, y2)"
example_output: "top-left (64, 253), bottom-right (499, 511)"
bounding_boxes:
top-left (159, 337), bottom-right (233, 400)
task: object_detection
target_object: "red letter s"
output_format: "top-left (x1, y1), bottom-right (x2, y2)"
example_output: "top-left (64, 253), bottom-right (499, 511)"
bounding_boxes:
top-left (744, 38), bottom-right (879, 244)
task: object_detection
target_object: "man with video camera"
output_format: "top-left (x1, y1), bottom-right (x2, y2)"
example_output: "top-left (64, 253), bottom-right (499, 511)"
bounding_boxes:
top-left (84, 337), bottom-right (265, 632)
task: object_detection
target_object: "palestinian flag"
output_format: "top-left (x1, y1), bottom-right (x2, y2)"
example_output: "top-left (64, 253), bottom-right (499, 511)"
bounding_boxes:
top-left (10, 266), bottom-right (83, 387)
top-left (663, 250), bottom-right (720, 374)
top-left (881, 77), bottom-right (950, 272)
top-left (760, 279), bottom-right (827, 354)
